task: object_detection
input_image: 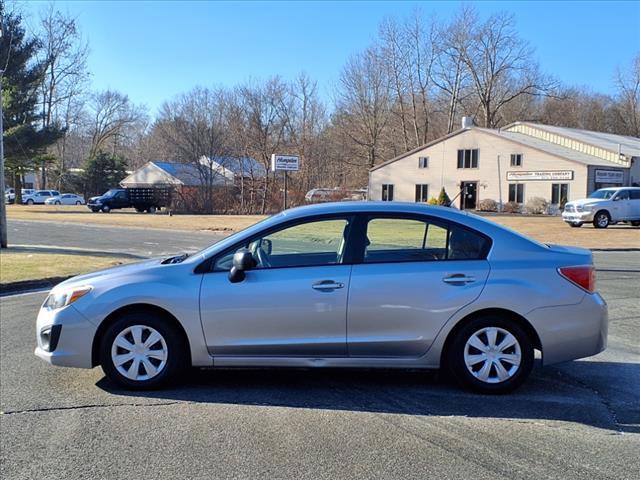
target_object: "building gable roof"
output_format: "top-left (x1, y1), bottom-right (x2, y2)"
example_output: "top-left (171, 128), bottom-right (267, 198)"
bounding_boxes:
top-left (370, 125), bottom-right (631, 172)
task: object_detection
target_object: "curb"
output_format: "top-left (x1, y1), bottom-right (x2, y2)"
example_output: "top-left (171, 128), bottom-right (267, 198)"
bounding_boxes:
top-left (0, 276), bottom-right (73, 297)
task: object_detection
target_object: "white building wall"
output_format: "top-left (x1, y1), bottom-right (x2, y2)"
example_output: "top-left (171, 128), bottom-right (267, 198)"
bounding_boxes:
top-left (369, 128), bottom-right (591, 207)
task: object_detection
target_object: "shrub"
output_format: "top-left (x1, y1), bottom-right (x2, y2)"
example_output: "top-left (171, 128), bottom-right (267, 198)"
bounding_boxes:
top-left (437, 187), bottom-right (451, 206)
top-left (503, 201), bottom-right (521, 213)
top-left (525, 196), bottom-right (549, 214)
top-left (427, 197), bottom-right (439, 205)
top-left (477, 198), bottom-right (498, 212)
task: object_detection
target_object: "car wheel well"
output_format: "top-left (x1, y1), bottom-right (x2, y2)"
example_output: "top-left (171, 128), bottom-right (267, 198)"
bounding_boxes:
top-left (91, 303), bottom-right (191, 367)
top-left (440, 308), bottom-right (542, 367)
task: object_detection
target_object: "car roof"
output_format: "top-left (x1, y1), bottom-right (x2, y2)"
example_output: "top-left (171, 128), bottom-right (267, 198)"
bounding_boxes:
top-left (599, 186), bottom-right (640, 190)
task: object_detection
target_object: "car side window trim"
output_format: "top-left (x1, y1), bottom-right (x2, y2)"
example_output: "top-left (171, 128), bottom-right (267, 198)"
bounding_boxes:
top-left (196, 213), bottom-right (358, 274)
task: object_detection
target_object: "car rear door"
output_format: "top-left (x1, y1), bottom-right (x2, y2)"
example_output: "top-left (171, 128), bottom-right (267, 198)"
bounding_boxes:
top-left (628, 189), bottom-right (640, 219)
top-left (346, 214), bottom-right (491, 357)
top-left (199, 215), bottom-right (355, 357)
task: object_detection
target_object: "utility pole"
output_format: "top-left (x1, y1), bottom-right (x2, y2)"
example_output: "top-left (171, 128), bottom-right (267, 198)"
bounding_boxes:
top-left (0, 69), bottom-right (8, 248)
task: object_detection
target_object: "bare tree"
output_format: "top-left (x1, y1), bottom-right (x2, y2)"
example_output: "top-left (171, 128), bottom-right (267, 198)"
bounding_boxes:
top-left (460, 10), bottom-right (557, 128)
top-left (335, 47), bottom-right (391, 169)
top-left (155, 87), bottom-right (231, 212)
top-left (613, 54), bottom-right (640, 137)
top-left (37, 4), bottom-right (89, 187)
top-left (88, 90), bottom-right (146, 157)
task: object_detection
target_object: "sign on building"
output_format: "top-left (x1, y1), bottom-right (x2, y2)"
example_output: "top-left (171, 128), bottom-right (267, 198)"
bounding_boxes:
top-left (506, 170), bottom-right (574, 181)
top-left (271, 154), bottom-right (300, 172)
top-left (594, 169), bottom-right (624, 184)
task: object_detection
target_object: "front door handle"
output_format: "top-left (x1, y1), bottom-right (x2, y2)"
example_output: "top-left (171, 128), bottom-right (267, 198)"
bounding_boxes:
top-left (442, 274), bottom-right (476, 284)
top-left (312, 280), bottom-right (345, 291)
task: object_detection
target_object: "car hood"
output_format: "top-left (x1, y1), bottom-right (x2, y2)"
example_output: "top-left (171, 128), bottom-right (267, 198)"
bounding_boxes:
top-left (52, 258), bottom-right (163, 291)
top-left (88, 196), bottom-right (104, 202)
top-left (566, 198), bottom-right (607, 207)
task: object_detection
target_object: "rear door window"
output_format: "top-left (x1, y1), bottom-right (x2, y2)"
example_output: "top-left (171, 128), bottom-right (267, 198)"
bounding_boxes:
top-left (363, 216), bottom-right (490, 263)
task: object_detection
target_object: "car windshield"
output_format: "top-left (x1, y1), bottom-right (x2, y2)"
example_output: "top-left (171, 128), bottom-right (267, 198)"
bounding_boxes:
top-left (102, 189), bottom-right (119, 197)
top-left (589, 189), bottom-right (616, 199)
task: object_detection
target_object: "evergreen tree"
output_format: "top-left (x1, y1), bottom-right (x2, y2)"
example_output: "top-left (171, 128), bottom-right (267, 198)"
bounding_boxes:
top-left (82, 152), bottom-right (128, 197)
top-left (1, 3), bottom-right (62, 202)
top-left (437, 187), bottom-right (451, 206)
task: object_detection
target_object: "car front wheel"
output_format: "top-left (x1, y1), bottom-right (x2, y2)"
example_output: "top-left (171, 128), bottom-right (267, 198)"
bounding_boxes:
top-left (26, 199), bottom-right (34, 205)
top-left (569, 222), bottom-right (582, 228)
top-left (593, 211), bottom-right (610, 228)
top-left (100, 312), bottom-right (187, 389)
top-left (448, 315), bottom-right (534, 394)
top-left (101, 205), bottom-right (110, 213)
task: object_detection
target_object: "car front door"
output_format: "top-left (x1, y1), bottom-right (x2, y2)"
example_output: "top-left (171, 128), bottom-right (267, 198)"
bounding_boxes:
top-left (347, 215), bottom-right (491, 357)
top-left (199, 216), bottom-right (355, 357)
top-left (630, 190), bottom-right (640, 219)
top-left (612, 189), bottom-right (631, 220)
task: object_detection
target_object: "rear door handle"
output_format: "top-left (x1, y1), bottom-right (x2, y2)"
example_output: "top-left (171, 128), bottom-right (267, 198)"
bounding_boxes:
top-left (442, 274), bottom-right (476, 284)
top-left (312, 280), bottom-right (345, 291)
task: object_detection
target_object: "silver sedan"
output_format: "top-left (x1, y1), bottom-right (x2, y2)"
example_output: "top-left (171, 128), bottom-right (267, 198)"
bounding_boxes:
top-left (35, 202), bottom-right (607, 394)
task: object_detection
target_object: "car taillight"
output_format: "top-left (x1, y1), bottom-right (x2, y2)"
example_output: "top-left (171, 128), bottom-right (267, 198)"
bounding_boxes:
top-left (558, 265), bottom-right (596, 293)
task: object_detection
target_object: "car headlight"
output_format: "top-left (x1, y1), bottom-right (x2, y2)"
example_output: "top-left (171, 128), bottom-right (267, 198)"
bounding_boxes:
top-left (43, 286), bottom-right (92, 310)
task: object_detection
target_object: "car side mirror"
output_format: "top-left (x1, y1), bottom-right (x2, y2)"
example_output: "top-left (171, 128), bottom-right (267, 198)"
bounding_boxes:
top-left (612, 196), bottom-right (620, 201)
top-left (228, 248), bottom-right (257, 283)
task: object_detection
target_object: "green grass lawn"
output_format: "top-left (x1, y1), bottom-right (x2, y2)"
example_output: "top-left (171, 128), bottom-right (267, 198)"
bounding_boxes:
top-left (0, 249), bottom-right (133, 284)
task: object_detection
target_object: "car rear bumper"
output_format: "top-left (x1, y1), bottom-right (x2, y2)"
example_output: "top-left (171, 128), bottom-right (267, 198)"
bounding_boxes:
top-left (34, 303), bottom-right (96, 369)
top-left (527, 292), bottom-right (608, 366)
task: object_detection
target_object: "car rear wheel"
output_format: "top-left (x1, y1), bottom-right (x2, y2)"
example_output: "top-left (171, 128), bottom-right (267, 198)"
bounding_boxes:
top-left (55, 200), bottom-right (61, 205)
top-left (593, 211), bottom-right (610, 228)
top-left (26, 199), bottom-right (34, 205)
top-left (75, 201), bottom-right (81, 205)
top-left (99, 312), bottom-right (187, 389)
top-left (448, 315), bottom-right (534, 394)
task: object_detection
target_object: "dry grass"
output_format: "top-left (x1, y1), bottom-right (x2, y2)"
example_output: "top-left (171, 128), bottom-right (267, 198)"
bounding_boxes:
top-left (6, 204), bottom-right (639, 249)
top-left (0, 248), bottom-right (133, 284)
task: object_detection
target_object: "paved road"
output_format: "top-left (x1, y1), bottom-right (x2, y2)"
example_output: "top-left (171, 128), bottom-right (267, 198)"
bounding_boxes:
top-left (7, 219), bottom-right (223, 257)
top-left (1, 249), bottom-right (639, 479)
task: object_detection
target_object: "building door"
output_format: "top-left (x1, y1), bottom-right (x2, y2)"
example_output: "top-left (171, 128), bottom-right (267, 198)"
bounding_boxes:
top-left (460, 182), bottom-right (478, 210)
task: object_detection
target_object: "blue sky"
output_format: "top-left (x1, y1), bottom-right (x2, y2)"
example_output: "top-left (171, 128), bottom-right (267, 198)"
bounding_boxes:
top-left (22, 1), bottom-right (640, 117)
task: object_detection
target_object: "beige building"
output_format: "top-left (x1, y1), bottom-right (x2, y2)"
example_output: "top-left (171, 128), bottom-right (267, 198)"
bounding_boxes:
top-left (369, 120), bottom-right (640, 210)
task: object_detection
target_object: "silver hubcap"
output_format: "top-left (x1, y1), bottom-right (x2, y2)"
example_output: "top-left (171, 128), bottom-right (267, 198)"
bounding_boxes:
top-left (464, 327), bottom-right (521, 384)
top-left (597, 215), bottom-right (608, 227)
top-left (111, 325), bottom-right (168, 381)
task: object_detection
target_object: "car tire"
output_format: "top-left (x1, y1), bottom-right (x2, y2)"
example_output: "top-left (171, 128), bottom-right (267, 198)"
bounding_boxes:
top-left (101, 205), bottom-right (111, 213)
top-left (569, 222), bottom-right (582, 228)
top-left (76, 201), bottom-right (81, 205)
top-left (55, 201), bottom-right (61, 205)
top-left (135, 207), bottom-right (145, 213)
top-left (90, 208), bottom-right (99, 213)
top-left (631, 221), bottom-right (640, 227)
top-left (26, 199), bottom-right (34, 205)
top-left (447, 314), bottom-right (534, 394)
top-left (99, 312), bottom-right (187, 389)
top-left (147, 206), bottom-right (157, 214)
top-left (593, 211), bottom-right (610, 229)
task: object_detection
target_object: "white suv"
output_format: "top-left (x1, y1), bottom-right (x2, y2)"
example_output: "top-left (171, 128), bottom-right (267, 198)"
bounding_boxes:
top-left (562, 187), bottom-right (640, 228)
top-left (22, 190), bottom-right (61, 205)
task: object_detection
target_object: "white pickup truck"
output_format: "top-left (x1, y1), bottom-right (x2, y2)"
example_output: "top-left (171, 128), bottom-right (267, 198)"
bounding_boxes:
top-left (562, 187), bottom-right (640, 228)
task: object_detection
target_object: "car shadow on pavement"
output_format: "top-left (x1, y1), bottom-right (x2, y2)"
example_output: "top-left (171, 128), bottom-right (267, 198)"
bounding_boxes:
top-left (97, 360), bottom-right (640, 434)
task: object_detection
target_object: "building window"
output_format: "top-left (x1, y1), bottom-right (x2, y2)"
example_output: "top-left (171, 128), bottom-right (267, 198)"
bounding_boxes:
top-left (551, 183), bottom-right (568, 205)
top-left (510, 154), bottom-right (523, 166)
top-left (508, 184), bottom-right (524, 204)
top-left (457, 149), bottom-right (479, 169)
top-left (382, 184), bottom-right (394, 201)
top-left (415, 184), bottom-right (429, 202)
top-left (418, 157), bottom-right (429, 168)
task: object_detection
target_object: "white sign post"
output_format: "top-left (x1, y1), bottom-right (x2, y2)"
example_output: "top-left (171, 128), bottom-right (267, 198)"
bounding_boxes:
top-left (271, 154), bottom-right (300, 209)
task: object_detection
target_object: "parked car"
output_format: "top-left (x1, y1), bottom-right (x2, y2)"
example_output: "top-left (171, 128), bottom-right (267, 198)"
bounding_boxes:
top-left (44, 193), bottom-right (86, 205)
top-left (35, 202), bottom-right (607, 393)
top-left (87, 187), bottom-right (170, 213)
top-left (21, 188), bottom-right (35, 196)
top-left (562, 187), bottom-right (640, 228)
top-left (4, 188), bottom-right (15, 204)
top-left (22, 190), bottom-right (61, 205)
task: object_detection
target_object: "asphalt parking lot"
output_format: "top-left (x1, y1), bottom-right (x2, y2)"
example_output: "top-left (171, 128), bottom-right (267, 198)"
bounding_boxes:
top-left (1, 247), bottom-right (639, 479)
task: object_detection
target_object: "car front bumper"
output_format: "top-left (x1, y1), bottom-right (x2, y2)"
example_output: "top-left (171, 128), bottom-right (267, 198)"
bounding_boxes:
top-left (561, 210), bottom-right (595, 223)
top-left (34, 303), bottom-right (97, 369)
top-left (527, 292), bottom-right (608, 366)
